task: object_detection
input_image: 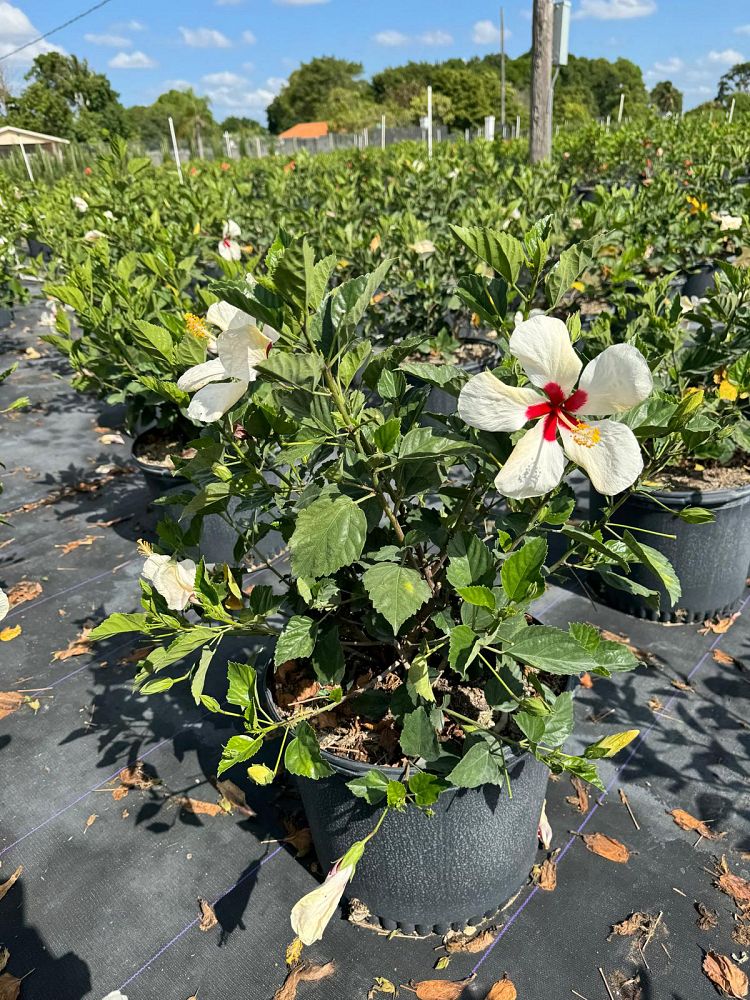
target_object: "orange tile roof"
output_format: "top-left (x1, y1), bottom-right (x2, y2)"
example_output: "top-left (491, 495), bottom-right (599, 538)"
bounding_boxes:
top-left (278, 121), bottom-right (329, 139)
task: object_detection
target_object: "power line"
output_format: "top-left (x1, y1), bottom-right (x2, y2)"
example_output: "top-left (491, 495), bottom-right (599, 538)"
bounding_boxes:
top-left (0, 0), bottom-right (115, 64)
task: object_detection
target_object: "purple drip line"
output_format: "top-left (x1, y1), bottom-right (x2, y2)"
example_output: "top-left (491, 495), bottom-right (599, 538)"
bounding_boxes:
top-left (3, 559), bottom-right (136, 622)
top-left (0, 715), bottom-right (208, 858)
top-left (117, 844), bottom-right (284, 990)
top-left (471, 592), bottom-right (750, 975)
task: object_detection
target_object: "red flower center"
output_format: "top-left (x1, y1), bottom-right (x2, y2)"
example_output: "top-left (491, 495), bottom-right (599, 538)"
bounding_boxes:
top-left (525, 381), bottom-right (588, 441)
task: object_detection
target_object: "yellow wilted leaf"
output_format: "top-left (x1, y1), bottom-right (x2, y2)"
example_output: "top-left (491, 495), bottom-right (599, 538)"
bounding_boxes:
top-left (719, 379), bottom-right (739, 401)
top-left (247, 764), bottom-right (275, 785)
top-left (369, 234), bottom-right (381, 252)
top-left (585, 729), bottom-right (639, 758)
top-left (193, 221), bottom-right (201, 235)
top-left (369, 977), bottom-right (397, 996)
top-left (0, 625), bottom-right (21, 642)
top-left (571, 280), bottom-right (585, 291)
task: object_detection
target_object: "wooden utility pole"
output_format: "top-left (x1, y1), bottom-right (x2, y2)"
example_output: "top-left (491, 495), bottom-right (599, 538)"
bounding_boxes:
top-left (529, 0), bottom-right (553, 163)
top-left (500, 7), bottom-right (506, 135)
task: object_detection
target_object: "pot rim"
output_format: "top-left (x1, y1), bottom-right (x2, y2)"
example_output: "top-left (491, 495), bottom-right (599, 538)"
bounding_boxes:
top-left (259, 660), bottom-right (572, 780)
top-left (630, 480), bottom-right (750, 508)
top-left (130, 429), bottom-right (189, 482)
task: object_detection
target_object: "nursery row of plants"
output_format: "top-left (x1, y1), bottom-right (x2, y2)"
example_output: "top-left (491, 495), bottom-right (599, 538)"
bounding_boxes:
top-left (1, 113), bottom-right (749, 942)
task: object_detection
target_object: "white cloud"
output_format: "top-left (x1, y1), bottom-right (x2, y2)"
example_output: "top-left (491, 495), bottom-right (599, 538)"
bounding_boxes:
top-left (420, 30), bottom-right (453, 46)
top-left (242, 29), bottom-right (257, 44)
top-left (108, 50), bottom-right (156, 69)
top-left (161, 79), bottom-right (192, 91)
top-left (472, 20), bottom-right (510, 45)
top-left (274, 0), bottom-right (329, 4)
top-left (374, 29), bottom-right (408, 46)
top-left (84, 33), bottom-right (131, 47)
top-left (0, 1), bottom-right (64, 65)
top-left (653, 57), bottom-right (683, 74)
top-left (707, 48), bottom-right (743, 66)
top-left (573, 0), bottom-right (656, 20)
top-left (179, 26), bottom-right (232, 48)
top-left (113, 20), bottom-right (146, 31)
top-left (734, 24), bottom-right (750, 36)
top-left (202, 73), bottom-right (286, 113)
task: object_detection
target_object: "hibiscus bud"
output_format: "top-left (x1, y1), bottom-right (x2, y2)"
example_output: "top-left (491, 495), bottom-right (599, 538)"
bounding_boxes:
top-left (233, 422), bottom-right (248, 440)
top-left (538, 800), bottom-right (552, 850)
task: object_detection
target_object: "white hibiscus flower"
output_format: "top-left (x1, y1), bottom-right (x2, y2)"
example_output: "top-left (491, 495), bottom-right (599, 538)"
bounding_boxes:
top-left (458, 315), bottom-right (652, 499)
top-left (141, 554), bottom-right (197, 611)
top-left (290, 862), bottom-right (355, 945)
top-left (218, 219), bottom-right (241, 261)
top-left (0, 588), bottom-right (9, 622)
top-left (177, 302), bottom-right (278, 423)
top-left (72, 196), bottom-right (88, 213)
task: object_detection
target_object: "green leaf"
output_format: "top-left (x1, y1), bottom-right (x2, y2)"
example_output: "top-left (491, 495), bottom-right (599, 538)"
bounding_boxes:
top-left (506, 625), bottom-right (597, 675)
top-left (598, 569), bottom-right (660, 609)
top-left (378, 368), bottom-right (407, 400)
top-left (515, 711), bottom-right (546, 743)
top-left (399, 706), bottom-right (440, 761)
top-left (226, 661), bottom-right (257, 718)
top-left (399, 361), bottom-right (468, 395)
top-left (362, 333), bottom-right (427, 390)
top-left (677, 506), bottom-right (715, 524)
top-left (448, 624), bottom-right (478, 677)
top-left (290, 495), bottom-right (368, 579)
top-left (132, 320), bottom-right (175, 362)
top-left (248, 764), bottom-right (275, 785)
top-left (138, 376), bottom-right (190, 407)
top-left (407, 654), bottom-right (435, 702)
top-left (311, 623), bottom-right (345, 685)
top-left (362, 562), bottom-right (431, 633)
top-left (583, 729), bottom-right (640, 760)
top-left (456, 585), bottom-right (496, 610)
top-left (190, 646), bottom-right (214, 705)
top-left (90, 613), bottom-right (150, 640)
top-left (373, 418), bottom-right (401, 453)
top-left (257, 352), bottom-right (324, 389)
top-left (451, 225), bottom-right (525, 285)
top-left (622, 530), bottom-right (681, 604)
top-left (275, 615), bottom-right (318, 666)
top-left (347, 770), bottom-right (390, 804)
top-left (501, 537), bottom-right (547, 603)
top-left (386, 780), bottom-right (408, 810)
top-left (408, 772), bottom-right (449, 807)
top-left (455, 274), bottom-right (508, 328)
top-left (285, 720), bottom-right (335, 779)
top-left (339, 341), bottom-right (372, 389)
top-left (542, 692), bottom-right (575, 748)
top-left (546, 241), bottom-right (596, 307)
top-left (217, 735), bottom-right (263, 777)
top-left (447, 734), bottom-right (506, 788)
top-left (446, 531), bottom-right (494, 588)
top-left (561, 526), bottom-right (630, 570)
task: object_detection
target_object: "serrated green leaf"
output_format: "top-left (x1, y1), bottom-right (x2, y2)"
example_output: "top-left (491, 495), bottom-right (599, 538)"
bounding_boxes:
top-left (290, 495), bottom-right (367, 579)
top-left (399, 706), bottom-right (440, 761)
top-left (275, 615), bottom-right (318, 666)
top-left (285, 720), bottom-right (334, 779)
top-left (501, 537), bottom-right (547, 602)
top-left (217, 735), bottom-right (263, 777)
top-left (363, 562), bottom-right (431, 633)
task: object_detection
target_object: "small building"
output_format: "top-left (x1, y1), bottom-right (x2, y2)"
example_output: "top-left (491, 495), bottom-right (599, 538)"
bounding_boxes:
top-left (278, 121), bottom-right (329, 140)
top-left (0, 126), bottom-right (70, 158)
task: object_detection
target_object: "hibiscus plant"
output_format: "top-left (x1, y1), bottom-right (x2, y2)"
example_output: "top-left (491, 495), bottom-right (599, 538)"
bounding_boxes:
top-left (93, 225), bottom-right (695, 943)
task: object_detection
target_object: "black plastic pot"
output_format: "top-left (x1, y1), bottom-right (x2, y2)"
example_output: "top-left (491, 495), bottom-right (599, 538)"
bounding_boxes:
top-left (681, 263), bottom-right (717, 299)
top-left (26, 236), bottom-right (54, 263)
top-left (130, 432), bottom-right (188, 500)
top-left (261, 670), bottom-right (551, 934)
top-left (0, 307), bottom-right (13, 329)
top-left (592, 483), bottom-right (750, 623)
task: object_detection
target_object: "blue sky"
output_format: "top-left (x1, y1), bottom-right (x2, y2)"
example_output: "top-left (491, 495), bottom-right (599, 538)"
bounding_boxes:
top-left (2, 0), bottom-right (749, 122)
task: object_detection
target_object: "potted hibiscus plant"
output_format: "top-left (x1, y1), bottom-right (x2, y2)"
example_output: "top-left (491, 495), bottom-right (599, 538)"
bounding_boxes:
top-left (95, 227), bottom-right (684, 943)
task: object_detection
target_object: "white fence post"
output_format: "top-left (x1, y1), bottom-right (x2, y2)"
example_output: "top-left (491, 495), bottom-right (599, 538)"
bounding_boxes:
top-left (19, 142), bottom-right (34, 182)
top-left (617, 92), bottom-right (625, 124)
top-left (427, 85), bottom-right (433, 159)
top-left (381, 114), bottom-right (386, 149)
top-left (516, 114), bottom-right (521, 139)
top-left (168, 116), bottom-right (183, 184)
top-left (729, 97), bottom-right (736, 123)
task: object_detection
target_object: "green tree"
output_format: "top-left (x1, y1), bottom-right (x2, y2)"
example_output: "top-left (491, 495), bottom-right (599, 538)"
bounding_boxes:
top-left (3, 52), bottom-right (128, 140)
top-left (266, 57), bottom-right (371, 133)
top-left (321, 87), bottom-right (380, 132)
top-left (126, 89), bottom-right (215, 152)
top-left (717, 62), bottom-right (750, 99)
top-left (649, 80), bottom-right (683, 115)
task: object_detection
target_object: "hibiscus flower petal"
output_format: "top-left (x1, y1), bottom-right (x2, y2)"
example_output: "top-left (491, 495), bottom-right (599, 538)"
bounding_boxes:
top-left (0, 588), bottom-right (9, 622)
top-left (560, 419), bottom-right (643, 495)
top-left (290, 866), bottom-right (351, 946)
top-left (510, 315), bottom-right (582, 396)
top-left (187, 380), bottom-right (248, 422)
top-left (458, 370), bottom-right (545, 432)
top-left (218, 239), bottom-right (242, 262)
top-left (223, 219), bottom-right (241, 238)
top-left (176, 358), bottom-right (227, 393)
top-left (206, 300), bottom-right (251, 332)
top-left (219, 325), bottom-right (273, 381)
top-left (494, 419), bottom-right (566, 499)
top-left (575, 344), bottom-right (653, 416)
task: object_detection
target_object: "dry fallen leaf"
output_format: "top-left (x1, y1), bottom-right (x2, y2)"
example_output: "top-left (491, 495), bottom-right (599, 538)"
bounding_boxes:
top-left (411, 976), bottom-right (476, 999)
top-left (0, 867), bottom-right (22, 903)
top-left (112, 786), bottom-right (129, 801)
top-left (6, 581), bottom-right (42, 607)
top-left (23, 346), bottom-right (41, 360)
top-left (579, 672), bottom-right (594, 689)
top-left (54, 534), bottom-right (102, 555)
top-left (178, 796), bottom-right (225, 817)
top-left (0, 950), bottom-right (7, 975)
top-left (274, 961), bottom-right (335, 1000)
top-left (118, 761), bottom-right (156, 789)
top-left (198, 898), bottom-right (218, 932)
top-left (0, 626), bottom-right (21, 642)
top-left (215, 778), bottom-right (256, 818)
top-left (0, 693), bottom-right (23, 721)
top-left (715, 859), bottom-right (750, 904)
top-left (700, 615), bottom-right (739, 635)
top-left (671, 678), bottom-right (693, 692)
top-left (670, 808), bottom-right (723, 841)
top-left (444, 928), bottom-right (496, 954)
top-left (608, 912), bottom-right (653, 939)
top-left (0, 971), bottom-right (22, 1000)
top-left (582, 833), bottom-right (630, 863)
top-left (535, 857), bottom-right (557, 892)
top-left (696, 902), bottom-right (719, 930)
top-left (648, 696), bottom-right (664, 713)
top-left (84, 814), bottom-right (97, 831)
top-left (486, 978), bottom-right (517, 1000)
top-left (368, 977), bottom-right (396, 997)
top-left (703, 951), bottom-right (748, 998)
top-left (52, 626), bottom-right (92, 661)
top-left (566, 776), bottom-right (589, 813)
top-left (98, 433), bottom-right (125, 445)
top-left (713, 650), bottom-right (737, 667)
